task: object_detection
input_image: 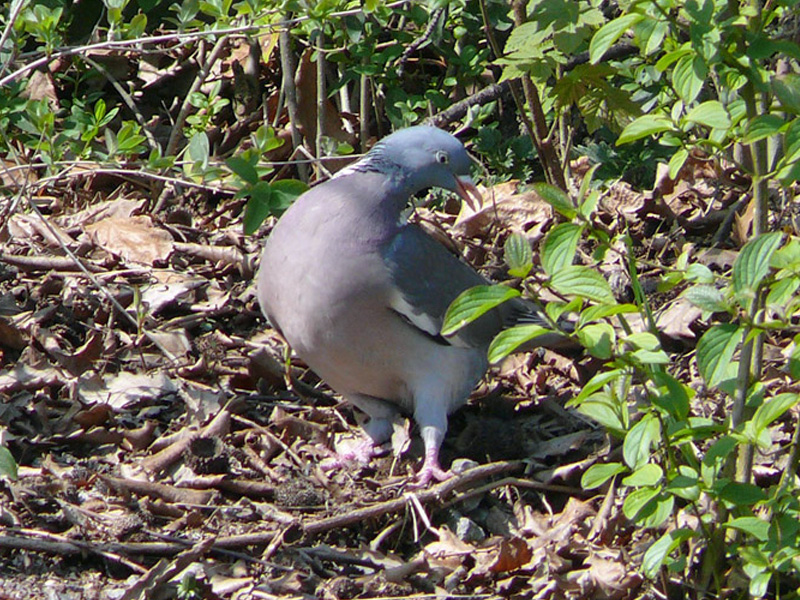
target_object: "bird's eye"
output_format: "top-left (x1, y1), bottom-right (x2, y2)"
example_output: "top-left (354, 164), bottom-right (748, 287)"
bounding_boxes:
top-left (435, 151), bottom-right (449, 165)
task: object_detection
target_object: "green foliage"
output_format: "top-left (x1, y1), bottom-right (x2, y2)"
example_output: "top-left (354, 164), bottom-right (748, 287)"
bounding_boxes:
top-left (444, 166), bottom-right (800, 595)
top-left (226, 126), bottom-right (307, 234)
top-left (176, 571), bottom-right (203, 600)
top-left (0, 446), bottom-right (18, 481)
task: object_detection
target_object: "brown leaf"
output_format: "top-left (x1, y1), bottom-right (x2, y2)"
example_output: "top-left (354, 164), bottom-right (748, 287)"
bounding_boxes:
top-left (77, 372), bottom-right (177, 409)
top-left (585, 551), bottom-right (643, 599)
top-left (390, 415), bottom-right (411, 458)
top-left (489, 537), bottom-right (533, 573)
top-left (656, 297), bottom-right (703, 340)
top-left (85, 216), bottom-right (174, 265)
top-left (23, 69), bottom-right (58, 105)
top-left (454, 181), bottom-right (553, 238)
top-left (600, 181), bottom-right (647, 220)
top-left (294, 48), bottom-right (356, 160)
top-left (7, 213), bottom-right (75, 248)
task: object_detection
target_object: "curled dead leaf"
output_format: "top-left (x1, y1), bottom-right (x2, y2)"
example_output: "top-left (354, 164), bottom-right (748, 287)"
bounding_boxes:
top-left (85, 216), bottom-right (174, 265)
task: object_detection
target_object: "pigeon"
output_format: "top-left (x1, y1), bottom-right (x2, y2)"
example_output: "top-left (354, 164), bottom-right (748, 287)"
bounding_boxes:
top-left (257, 125), bottom-right (557, 484)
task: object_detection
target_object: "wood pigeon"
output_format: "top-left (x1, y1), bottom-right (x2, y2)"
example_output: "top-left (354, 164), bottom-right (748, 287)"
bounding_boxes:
top-left (257, 125), bottom-right (560, 484)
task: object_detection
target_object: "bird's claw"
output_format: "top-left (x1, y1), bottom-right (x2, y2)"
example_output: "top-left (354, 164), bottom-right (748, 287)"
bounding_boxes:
top-left (411, 454), bottom-right (452, 487)
top-left (320, 437), bottom-right (382, 471)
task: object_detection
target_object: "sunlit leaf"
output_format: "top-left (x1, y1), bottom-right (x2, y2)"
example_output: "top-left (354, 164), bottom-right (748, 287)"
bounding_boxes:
top-left (442, 285), bottom-right (520, 336)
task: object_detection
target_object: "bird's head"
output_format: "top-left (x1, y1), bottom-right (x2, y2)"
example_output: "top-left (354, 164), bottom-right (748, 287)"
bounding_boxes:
top-left (370, 126), bottom-right (483, 211)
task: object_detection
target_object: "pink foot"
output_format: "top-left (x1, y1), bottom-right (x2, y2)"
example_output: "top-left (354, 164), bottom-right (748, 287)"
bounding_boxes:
top-left (412, 450), bottom-right (452, 486)
top-left (320, 436), bottom-right (383, 471)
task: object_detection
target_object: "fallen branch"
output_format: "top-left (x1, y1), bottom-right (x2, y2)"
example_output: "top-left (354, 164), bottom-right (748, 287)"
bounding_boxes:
top-left (304, 460), bottom-right (524, 536)
top-left (3, 461), bottom-right (525, 564)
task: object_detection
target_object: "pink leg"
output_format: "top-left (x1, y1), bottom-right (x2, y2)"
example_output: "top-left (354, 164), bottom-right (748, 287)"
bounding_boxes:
top-left (412, 422), bottom-right (452, 485)
top-left (414, 445), bottom-right (452, 485)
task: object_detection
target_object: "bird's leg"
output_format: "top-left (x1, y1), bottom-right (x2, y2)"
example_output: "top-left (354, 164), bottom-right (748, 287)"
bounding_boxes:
top-left (414, 405), bottom-right (452, 485)
top-left (321, 414), bottom-right (392, 469)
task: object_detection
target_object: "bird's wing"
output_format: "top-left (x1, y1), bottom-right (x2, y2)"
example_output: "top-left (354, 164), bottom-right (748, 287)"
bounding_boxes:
top-left (381, 224), bottom-right (509, 349)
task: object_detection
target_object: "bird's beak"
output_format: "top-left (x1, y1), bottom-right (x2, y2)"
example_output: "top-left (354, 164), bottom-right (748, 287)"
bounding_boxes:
top-left (455, 175), bottom-right (483, 212)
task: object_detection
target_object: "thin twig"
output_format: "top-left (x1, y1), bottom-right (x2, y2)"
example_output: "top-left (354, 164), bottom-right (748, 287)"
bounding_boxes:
top-left (304, 461), bottom-right (524, 536)
top-left (395, 7), bottom-right (445, 77)
top-left (315, 28), bottom-right (326, 166)
top-left (155, 35), bottom-right (229, 211)
top-left (279, 22), bottom-right (308, 182)
top-left (0, 0), bottom-right (27, 78)
top-left (2, 2), bottom-right (416, 87)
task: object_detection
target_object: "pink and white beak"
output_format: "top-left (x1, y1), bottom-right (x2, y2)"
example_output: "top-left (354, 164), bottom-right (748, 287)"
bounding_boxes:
top-left (455, 175), bottom-right (483, 212)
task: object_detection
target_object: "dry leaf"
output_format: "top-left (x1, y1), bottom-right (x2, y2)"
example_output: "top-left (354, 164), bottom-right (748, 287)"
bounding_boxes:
top-left (85, 216), bottom-right (174, 265)
top-left (656, 297), bottom-right (703, 340)
top-left (78, 371), bottom-right (177, 409)
top-left (453, 181), bottom-right (553, 238)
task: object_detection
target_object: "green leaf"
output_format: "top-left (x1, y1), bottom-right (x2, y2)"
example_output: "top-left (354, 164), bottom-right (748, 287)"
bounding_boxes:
top-left (655, 47), bottom-right (691, 72)
top-left (635, 17), bottom-right (668, 56)
top-left (571, 369), bottom-right (626, 406)
top-left (683, 284), bottom-right (728, 313)
top-left (578, 303), bottom-right (638, 326)
top-left (577, 392), bottom-right (628, 431)
top-left (767, 276), bottom-right (800, 310)
top-left (618, 114), bottom-right (674, 145)
top-left (752, 393), bottom-right (799, 434)
top-left (504, 233), bottom-right (533, 278)
top-left (668, 147), bottom-right (689, 179)
top-left (0, 447), bottom-right (17, 481)
top-left (622, 463), bottom-right (663, 487)
top-left (718, 481), bottom-right (767, 506)
top-left (743, 114), bottom-right (786, 143)
top-left (187, 131), bottom-right (210, 165)
top-left (624, 332), bottom-right (661, 351)
top-left (442, 285), bottom-right (521, 336)
top-left (589, 13), bottom-right (643, 64)
top-left (541, 223), bottom-right (582, 276)
top-left (783, 119), bottom-right (800, 165)
top-left (270, 179), bottom-right (308, 214)
top-left (579, 190), bottom-right (600, 221)
top-left (533, 182), bottom-right (577, 219)
top-left (632, 349), bottom-right (671, 364)
top-left (792, 339), bottom-right (800, 380)
top-left (623, 414), bottom-right (659, 470)
top-left (673, 54), bottom-right (706, 104)
top-left (577, 322), bottom-right (615, 359)
top-left (684, 263), bottom-right (714, 284)
top-left (666, 466), bottom-right (700, 501)
top-left (242, 181), bottom-right (274, 235)
top-left (771, 237), bottom-right (800, 270)
top-left (622, 486), bottom-right (660, 520)
top-left (703, 435), bottom-right (737, 467)
top-left (642, 529), bottom-right (696, 579)
top-left (772, 73), bottom-right (800, 115)
top-left (551, 266), bottom-right (615, 304)
top-left (726, 517), bottom-right (770, 542)
top-left (749, 572), bottom-right (771, 598)
top-left (577, 163), bottom-right (601, 206)
top-left (227, 155), bottom-right (260, 185)
top-left (488, 324), bottom-right (550, 364)
top-left (652, 371), bottom-right (690, 421)
top-left (733, 232), bottom-right (783, 299)
top-left (683, 101), bottom-right (731, 130)
top-left (641, 494), bottom-right (674, 529)
top-left (582, 462), bottom-right (627, 489)
top-left (696, 323), bottom-right (741, 387)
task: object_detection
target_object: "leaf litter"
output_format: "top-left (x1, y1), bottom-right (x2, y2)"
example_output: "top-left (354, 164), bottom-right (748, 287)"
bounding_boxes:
top-left (1, 137), bottom-right (798, 600)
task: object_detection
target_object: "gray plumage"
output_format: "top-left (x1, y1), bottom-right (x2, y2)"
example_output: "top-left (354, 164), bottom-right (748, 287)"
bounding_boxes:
top-left (257, 126), bottom-right (554, 483)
